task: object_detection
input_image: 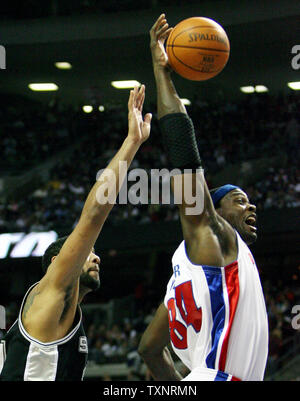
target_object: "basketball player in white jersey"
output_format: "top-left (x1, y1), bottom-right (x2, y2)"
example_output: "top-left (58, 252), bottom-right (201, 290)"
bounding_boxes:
top-left (138, 14), bottom-right (269, 381)
top-left (0, 85), bottom-right (152, 381)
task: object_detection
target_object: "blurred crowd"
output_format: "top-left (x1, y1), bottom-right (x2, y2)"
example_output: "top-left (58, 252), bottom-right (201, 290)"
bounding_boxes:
top-left (86, 308), bottom-right (155, 381)
top-left (0, 100), bottom-right (77, 172)
top-left (264, 279), bottom-right (300, 379)
top-left (1, 91), bottom-right (299, 233)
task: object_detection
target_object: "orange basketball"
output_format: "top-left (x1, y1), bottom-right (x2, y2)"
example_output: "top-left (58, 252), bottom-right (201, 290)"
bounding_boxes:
top-left (166, 17), bottom-right (230, 81)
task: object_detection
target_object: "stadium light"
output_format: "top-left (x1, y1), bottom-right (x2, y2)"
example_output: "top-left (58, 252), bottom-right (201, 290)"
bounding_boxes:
top-left (28, 83), bottom-right (58, 91)
top-left (240, 86), bottom-right (255, 94)
top-left (288, 81), bottom-right (300, 90)
top-left (255, 85), bottom-right (268, 93)
top-left (111, 80), bottom-right (141, 89)
top-left (55, 62), bottom-right (72, 70)
top-left (82, 105), bottom-right (93, 113)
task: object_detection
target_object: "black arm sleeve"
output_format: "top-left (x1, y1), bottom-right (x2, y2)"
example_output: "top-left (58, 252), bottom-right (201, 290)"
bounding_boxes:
top-left (159, 113), bottom-right (202, 171)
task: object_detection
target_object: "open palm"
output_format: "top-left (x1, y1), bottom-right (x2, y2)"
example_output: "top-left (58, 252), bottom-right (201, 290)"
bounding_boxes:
top-left (128, 85), bottom-right (152, 144)
top-left (150, 13), bottom-right (173, 68)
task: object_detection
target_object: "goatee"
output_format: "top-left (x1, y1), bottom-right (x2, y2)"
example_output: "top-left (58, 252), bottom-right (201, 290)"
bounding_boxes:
top-left (79, 271), bottom-right (100, 291)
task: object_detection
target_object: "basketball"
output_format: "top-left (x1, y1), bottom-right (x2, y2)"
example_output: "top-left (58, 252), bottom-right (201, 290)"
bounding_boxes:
top-left (166, 17), bottom-right (230, 81)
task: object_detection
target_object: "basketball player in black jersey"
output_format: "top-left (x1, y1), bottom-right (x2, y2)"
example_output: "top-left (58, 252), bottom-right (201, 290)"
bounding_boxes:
top-left (0, 85), bottom-right (152, 381)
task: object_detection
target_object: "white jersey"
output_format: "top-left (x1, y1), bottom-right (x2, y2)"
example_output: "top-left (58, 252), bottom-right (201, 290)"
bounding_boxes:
top-left (164, 231), bottom-right (269, 381)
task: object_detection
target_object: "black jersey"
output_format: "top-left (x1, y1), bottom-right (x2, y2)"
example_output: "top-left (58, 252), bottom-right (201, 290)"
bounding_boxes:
top-left (0, 283), bottom-right (88, 381)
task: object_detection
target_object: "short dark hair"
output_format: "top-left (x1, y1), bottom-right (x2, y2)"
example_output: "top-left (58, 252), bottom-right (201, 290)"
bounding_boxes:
top-left (42, 236), bottom-right (69, 273)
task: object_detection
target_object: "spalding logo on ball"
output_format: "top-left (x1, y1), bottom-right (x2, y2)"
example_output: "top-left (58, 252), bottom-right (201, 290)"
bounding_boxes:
top-left (166, 17), bottom-right (230, 81)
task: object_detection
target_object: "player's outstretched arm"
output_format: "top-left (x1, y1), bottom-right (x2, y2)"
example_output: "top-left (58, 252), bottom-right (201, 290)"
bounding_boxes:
top-left (151, 19), bottom-right (222, 230)
top-left (150, 14), bottom-right (214, 219)
top-left (138, 303), bottom-right (183, 381)
top-left (150, 15), bottom-right (237, 267)
top-left (43, 85), bottom-right (151, 291)
top-left (22, 86), bottom-right (151, 341)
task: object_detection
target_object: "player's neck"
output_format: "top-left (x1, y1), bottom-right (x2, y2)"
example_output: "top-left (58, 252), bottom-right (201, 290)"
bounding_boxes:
top-left (78, 286), bottom-right (90, 304)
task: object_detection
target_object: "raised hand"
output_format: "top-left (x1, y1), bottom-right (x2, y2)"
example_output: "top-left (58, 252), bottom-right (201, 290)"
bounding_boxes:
top-left (127, 85), bottom-right (152, 145)
top-left (150, 13), bottom-right (173, 70)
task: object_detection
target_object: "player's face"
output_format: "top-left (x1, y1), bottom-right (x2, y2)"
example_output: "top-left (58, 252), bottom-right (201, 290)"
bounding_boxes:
top-left (79, 249), bottom-right (101, 291)
top-left (218, 189), bottom-right (257, 245)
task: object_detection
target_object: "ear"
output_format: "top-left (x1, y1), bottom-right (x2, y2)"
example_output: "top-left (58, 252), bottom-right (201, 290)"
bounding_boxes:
top-left (51, 255), bottom-right (57, 263)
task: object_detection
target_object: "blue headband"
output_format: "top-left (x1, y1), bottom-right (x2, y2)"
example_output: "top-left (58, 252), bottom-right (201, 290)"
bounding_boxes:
top-left (211, 184), bottom-right (241, 206)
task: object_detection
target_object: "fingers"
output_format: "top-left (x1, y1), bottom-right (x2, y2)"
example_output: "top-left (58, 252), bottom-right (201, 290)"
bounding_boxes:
top-left (151, 14), bottom-right (167, 32)
top-left (151, 13), bottom-right (167, 32)
top-left (144, 113), bottom-right (152, 126)
top-left (128, 87), bottom-right (134, 111)
top-left (128, 85), bottom-right (151, 126)
top-left (150, 13), bottom-right (172, 41)
top-left (136, 84), bottom-right (145, 111)
top-left (129, 84), bottom-right (145, 112)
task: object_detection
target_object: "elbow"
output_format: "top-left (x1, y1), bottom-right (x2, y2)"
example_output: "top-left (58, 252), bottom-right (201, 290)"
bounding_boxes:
top-left (138, 337), bottom-right (164, 364)
top-left (138, 337), bottom-right (154, 360)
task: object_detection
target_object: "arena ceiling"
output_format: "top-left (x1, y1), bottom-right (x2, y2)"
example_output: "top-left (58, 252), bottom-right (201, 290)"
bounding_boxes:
top-left (1, 0), bottom-right (300, 108)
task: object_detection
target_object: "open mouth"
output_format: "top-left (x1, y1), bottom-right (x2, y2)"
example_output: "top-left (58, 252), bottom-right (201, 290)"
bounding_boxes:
top-left (245, 215), bottom-right (257, 231)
